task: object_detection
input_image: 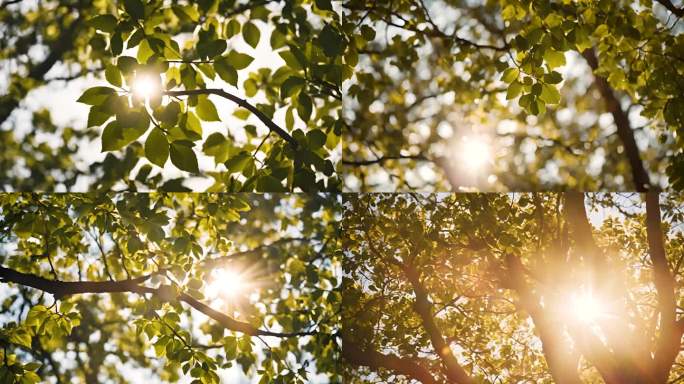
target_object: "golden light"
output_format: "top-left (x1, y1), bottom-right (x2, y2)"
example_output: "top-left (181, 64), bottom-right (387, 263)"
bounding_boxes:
top-left (131, 74), bottom-right (159, 99)
top-left (458, 135), bottom-right (491, 171)
top-left (569, 289), bottom-right (604, 323)
top-left (205, 268), bottom-right (246, 300)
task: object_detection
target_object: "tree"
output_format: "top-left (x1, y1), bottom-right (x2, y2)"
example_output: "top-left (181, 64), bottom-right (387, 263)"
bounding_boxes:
top-left (343, 0), bottom-right (684, 192)
top-left (0, 0), bottom-right (345, 192)
top-left (342, 193), bottom-right (684, 383)
top-left (0, 193), bottom-right (341, 383)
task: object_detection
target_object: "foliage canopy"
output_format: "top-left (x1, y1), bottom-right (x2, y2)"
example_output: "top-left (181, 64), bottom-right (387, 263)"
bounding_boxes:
top-left (342, 192), bottom-right (684, 383)
top-left (1, 0), bottom-right (346, 192)
top-left (343, 0), bottom-right (684, 192)
top-left (0, 193), bottom-right (341, 383)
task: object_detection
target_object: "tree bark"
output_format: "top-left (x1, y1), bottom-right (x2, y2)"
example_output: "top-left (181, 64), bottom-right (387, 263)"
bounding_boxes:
top-left (0, 11), bottom-right (83, 126)
top-left (403, 264), bottom-right (474, 384)
top-left (581, 49), bottom-right (651, 192)
top-left (645, 192), bottom-right (684, 383)
top-left (504, 254), bottom-right (584, 384)
top-left (0, 266), bottom-right (311, 338)
top-left (341, 334), bottom-right (439, 384)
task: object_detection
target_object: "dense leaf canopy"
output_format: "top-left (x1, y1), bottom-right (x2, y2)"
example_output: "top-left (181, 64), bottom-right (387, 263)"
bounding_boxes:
top-left (0, 193), bottom-right (341, 383)
top-left (0, 0), bottom-right (345, 192)
top-left (343, 0), bottom-right (684, 192)
top-left (342, 193), bottom-right (684, 383)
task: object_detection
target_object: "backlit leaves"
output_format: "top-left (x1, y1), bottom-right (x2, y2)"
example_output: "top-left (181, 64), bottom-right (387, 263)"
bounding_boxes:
top-left (0, 194), bottom-right (341, 383)
top-left (169, 141), bottom-right (199, 173)
top-left (145, 127), bottom-right (169, 167)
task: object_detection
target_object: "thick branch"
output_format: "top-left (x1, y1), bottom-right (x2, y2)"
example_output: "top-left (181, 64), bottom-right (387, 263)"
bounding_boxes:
top-left (503, 254), bottom-right (584, 384)
top-left (164, 89), bottom-right (297, 147)
top-left (655, 0), bottom-right (684, 17)
top-left (0, 10), bottom-right (83, 126)
top-left (645, 192), bottom-right (683, 382)
top-left (0, 266), bottom-right (311, 338)
top-left (404, 265), bottom-right (474, 384)
top-left (563, 192), bottom-right (603, 263)
top-left (582, 49), bottom-right (651, 191)
top-left (341, 334), bottom-right (439, 384)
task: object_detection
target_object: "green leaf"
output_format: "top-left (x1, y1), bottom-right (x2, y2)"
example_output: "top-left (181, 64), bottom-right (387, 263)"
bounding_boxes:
top-left (123, 0), bottom-right (145, 20)
top-left (23, 362), bottom-right (42, 372)
top-left (117, 56), bottom-right (138, 74)
top-left (506, 81), bottom-right (523, 100)
top-left (170, 141), bottom-right (199, 173)
top-left (202, 132), bottom-right (230, 163)
top-left (319, 24), bottom-right (344, 57)
top-left (224, 151), bottom-right (251, 173)
top-left (145, 128), bottom-right (169, 167)
top-left (226, 51), bottom-right (254, 70)
top-left (544, 49), bottom-right (566, 69)
top-left (77, 87), bottom-right (115, 105)
top-left (10, 329), bottom-right (32, 349)
top-left (256, 175), bottom-right (287, 192)
top-left (244, 78), bottom-right (258, 97)
top-left (136, 39), bottom-right (154, 64)
top-left (280, 76), bottom-right (305, 99)
top-left (105, 64), bottom-right (122, 87)
top-left (196, 96), bottom-right (220, 121)
top-left (215, 58), bottom-right (238, 86)
top-left (501, 68), bottom-right (519, 83)
top-left (543, 71), bottom-right (563, 84)
top-left (87, 15), bottom-right (117, 33)
top-left (539, 84), bottom-right (561, 104)
top-left (315, 0), bottom-right (333, 11)
top-left (242, 22), bottom-right (260, 48)
top-left (87, 107), bottom-right (112, 127)
top-left (110, 32), bottom-right (123, 55)
top-left (225, 19), bottom-right (240, 38)
top-left (278, 51), bottom-right (303, 70)
top-left (307, 129), bottom-right (327, 149)
top-left (297, 93), bottom-right (313, 122)
top-left (360, 25), bottom-right (376, 41)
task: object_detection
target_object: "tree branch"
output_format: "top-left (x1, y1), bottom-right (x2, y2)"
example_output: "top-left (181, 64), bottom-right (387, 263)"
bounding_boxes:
top-left (341, 334), bottom-right (439, 384)
top-left (0, 266), bottom-right (313, 338)
top-left (645, 192), bottom-right (683, 382)
top-left (163, 89), bottom-right (297, 147)
top-left (581, 49), bottom-right (651, 192)
top-left (0, 8), bottom-right (84, 125)
top-left (403, 264), bottom-right (474, 384)
top-left (502, 254), bottom-right (584, 384)
top-left (342, 154), bottom-right (428, 166)
top-left (655, 0), bottom-right (684, 17)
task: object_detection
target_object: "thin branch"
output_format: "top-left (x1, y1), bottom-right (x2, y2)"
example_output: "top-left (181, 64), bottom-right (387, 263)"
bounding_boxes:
top-left (342, 154), bottom-right (428, 166)
top-left (163, 89), bottom-right (297, 147)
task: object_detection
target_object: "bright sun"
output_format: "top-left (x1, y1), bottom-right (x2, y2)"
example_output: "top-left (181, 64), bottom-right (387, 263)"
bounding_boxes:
top-left (458, 135), bottom-right (491, 171)
top-left (206, 268), bottom-right (245, 300)
top-left (131, 74), bottom-right (158, 99)
top-left (570, 290), bottom-right (604, 323)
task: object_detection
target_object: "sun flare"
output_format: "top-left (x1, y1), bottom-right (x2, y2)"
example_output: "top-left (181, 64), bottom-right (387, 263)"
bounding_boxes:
top-left (131, 74), bottom-right (158, 99)
top-left (206, 268), bottom-right (246, 300)
top-left (458, 135), bottom-right (491, 171)
top-left (570, 290), bottom-right (604, 323)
